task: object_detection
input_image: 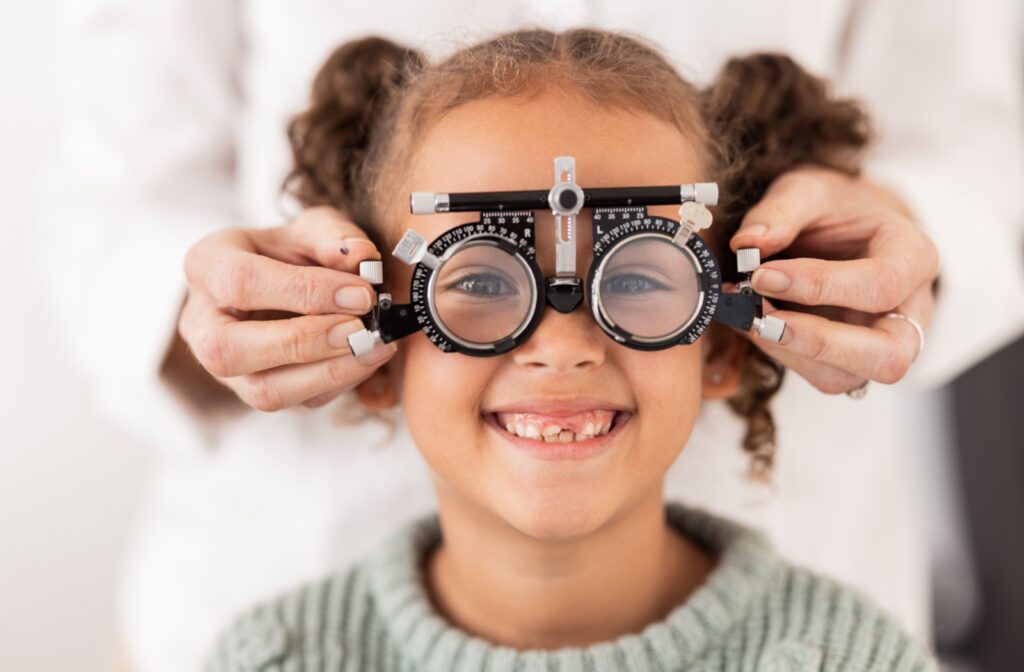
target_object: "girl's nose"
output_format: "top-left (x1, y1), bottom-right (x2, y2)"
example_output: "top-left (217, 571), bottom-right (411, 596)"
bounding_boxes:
top-left (511, 305), bottom-right (606, 372)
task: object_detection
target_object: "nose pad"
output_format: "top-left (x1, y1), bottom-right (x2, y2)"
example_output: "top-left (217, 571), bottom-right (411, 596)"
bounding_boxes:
top-left (545, 277), bottom-right (584, 313)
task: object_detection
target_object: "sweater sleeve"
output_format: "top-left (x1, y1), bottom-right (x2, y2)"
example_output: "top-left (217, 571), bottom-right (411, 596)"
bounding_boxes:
top-left (203, 575), bottom-right (341, 671)
top-left (833, 0), bottom-right (1024, 389)
top-left (203, 604), bottom-right (293, 672)
top-left (770, 566), bottom-right (938, 672)
top-left (33, 0), bottom-right (244, 455)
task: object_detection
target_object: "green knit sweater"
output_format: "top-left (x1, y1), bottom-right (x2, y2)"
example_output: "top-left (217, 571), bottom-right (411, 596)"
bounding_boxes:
top-left (206, 502), bottom-right (936, 671)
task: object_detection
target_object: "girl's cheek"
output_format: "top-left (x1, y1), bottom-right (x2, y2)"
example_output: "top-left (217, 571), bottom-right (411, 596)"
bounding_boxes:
top-left (400, 341), bottom-right (485, 425)
top-left (627, 349), bottom-right (704, 423)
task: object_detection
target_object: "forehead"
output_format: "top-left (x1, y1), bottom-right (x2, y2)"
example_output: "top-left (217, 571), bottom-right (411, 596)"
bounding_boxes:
top-left (405, 89), bottom-right (706, 234)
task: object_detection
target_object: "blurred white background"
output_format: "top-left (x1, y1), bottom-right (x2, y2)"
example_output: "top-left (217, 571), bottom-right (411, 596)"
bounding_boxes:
top-left (0, 1), bottom-right (153, 670)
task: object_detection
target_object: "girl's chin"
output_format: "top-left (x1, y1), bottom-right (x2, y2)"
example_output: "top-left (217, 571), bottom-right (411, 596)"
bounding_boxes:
top-left (472, 412), bottom-right (638, 538)
top-left (499, 503), bottom-right (614, 542)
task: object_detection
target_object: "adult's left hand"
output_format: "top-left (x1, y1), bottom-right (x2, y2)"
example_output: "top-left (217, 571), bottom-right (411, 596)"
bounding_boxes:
top-left (729, 165), bottom-right (940, 395)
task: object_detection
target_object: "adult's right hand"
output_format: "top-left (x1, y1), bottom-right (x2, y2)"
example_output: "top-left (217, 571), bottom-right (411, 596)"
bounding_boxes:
top-left (179, 206), bottom-right (396, 411)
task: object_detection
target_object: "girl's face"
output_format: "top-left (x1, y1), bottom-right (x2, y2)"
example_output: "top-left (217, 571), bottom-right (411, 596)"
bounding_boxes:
top-left (373, 88), bottom-right (741, 541)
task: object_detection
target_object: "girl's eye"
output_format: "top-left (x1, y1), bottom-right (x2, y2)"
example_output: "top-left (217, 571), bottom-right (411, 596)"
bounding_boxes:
top-left (443, 272), bottom-right (518, 297)
top-left (601, 273), bottom-right (668, 295)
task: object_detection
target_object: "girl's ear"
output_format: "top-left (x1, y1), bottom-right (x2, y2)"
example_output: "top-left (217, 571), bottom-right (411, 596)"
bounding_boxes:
top-left (355, 363), bottom-right (399, 410)
top-left (701, 325), bottom-right (748, 400)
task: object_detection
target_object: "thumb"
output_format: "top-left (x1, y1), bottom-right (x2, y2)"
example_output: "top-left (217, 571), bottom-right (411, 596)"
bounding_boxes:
top-left (729, 170), bottom-right (836, 257)
top-left (256, 206), bottom-right (382, 273)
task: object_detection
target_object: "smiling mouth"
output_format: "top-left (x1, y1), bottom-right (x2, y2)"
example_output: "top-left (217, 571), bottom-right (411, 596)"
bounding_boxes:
top-left (482, 410), bottom-right (632, 445)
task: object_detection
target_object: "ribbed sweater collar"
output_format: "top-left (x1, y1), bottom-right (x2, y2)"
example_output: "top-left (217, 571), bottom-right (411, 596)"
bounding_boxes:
top-left (364, 502), bottom-right (784, 671)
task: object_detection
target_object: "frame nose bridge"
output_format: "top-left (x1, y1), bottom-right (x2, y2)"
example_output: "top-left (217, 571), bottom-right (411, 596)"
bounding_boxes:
top-left (531, 209), bottom-right (595, 276)
top-left (533, 207), bottom-right (594, 315)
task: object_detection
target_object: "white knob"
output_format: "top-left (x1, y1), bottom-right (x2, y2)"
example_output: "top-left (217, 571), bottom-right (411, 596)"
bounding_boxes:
top-left (410, 192), bottom-right (436, 215)
top-left (694, 183), bottom-right (719, 206)
top-left (359, 260), bottom-right (383, 285)
top-left (736, 248), bottom-right (761, 274)
top-left (754, 314), bottom-right (786, 343)
top-left (347, 329), bottom-right (383, 357)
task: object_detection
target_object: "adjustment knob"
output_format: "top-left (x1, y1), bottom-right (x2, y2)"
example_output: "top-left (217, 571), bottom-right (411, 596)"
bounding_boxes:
top-left (410, 192), bottom-right (437, 215)
top-left (392, 228), bottom-right (441, 269)
top-left (347, 329), bottom-right (383, 357)
top-left (548, 183), bottom-right (584, 216)
top-left (678, 201), bottom-right (712, 232)
top-left (736, 248), bottom-right (761, 274)
top-left (694, 182), bottom-right (719, 206)
top-left (753, 314), bottom-right (786, 343)
top-left (359, 260), bottom-right (383, 285)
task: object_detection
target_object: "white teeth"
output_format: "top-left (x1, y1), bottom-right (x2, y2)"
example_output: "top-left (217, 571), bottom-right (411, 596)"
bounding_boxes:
top-left (498, 414), bottom-right (621, 442)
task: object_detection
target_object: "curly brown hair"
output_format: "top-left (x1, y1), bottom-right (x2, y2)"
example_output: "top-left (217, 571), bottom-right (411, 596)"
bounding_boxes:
top-left (283, 29), bottom-right (872, 477)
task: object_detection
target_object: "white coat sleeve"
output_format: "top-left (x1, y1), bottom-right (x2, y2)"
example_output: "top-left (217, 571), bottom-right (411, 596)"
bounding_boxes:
top-left (34, 0), bottom-right (243, 454)
top-left (833, 0), bottom-right (1024, 390)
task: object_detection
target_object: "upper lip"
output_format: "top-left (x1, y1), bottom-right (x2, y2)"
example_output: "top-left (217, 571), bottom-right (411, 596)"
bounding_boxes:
top-left (483, 397), bottom-right (634, 417)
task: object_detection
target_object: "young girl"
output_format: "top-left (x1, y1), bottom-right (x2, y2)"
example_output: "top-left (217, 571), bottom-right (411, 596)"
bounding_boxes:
top-left (206, 29), bottom-right (934, 671)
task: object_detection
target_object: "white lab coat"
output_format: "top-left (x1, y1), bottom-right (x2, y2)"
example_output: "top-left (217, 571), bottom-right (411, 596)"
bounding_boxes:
top-left (36, 1), bottom-right (1024, 670)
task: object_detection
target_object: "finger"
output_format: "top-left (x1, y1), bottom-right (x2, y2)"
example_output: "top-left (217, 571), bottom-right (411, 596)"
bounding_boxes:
top-left (196, 246), bottom-right (375, 315)
top-left (301, 389), bottom-right (350, 409)
top-left (722, 292), bottom-right (865, 395)
top-left (760, 305), bottom-right (922, 385)
top-left (230, 342), bottom-right (398, 412)
top-left (730, 168), bottom-right (842, 256)
top-left (255, 206), bottom-right (382, 272)
top-left (871, 283), bottom-right (934, 363)
top-left (738, 327), bottom-right (866, 395)
top-left (178, 288), bottom-right (234, 347)
top-left (749, 226), bottom-right (937, 313)
top-left (192, 313), bottom-right (370, 378)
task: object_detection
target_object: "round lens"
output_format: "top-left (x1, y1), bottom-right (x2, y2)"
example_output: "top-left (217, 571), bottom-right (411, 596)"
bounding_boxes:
top-left (594, 236), bottom-right (701, 341)
top-left (431, 241), bottom-right (535, 345)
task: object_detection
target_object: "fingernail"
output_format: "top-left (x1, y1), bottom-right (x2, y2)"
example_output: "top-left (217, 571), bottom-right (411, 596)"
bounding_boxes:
top-left (355, 341), bottom-right (397, 367)
top-left (336, 286), bottom-right (371, 312)
top-left (739, 223), bottom-right (768, 239)
top-left (327, 321), bottom-right (363, 349)
top-left (752, 268), bottom-right (791, 293)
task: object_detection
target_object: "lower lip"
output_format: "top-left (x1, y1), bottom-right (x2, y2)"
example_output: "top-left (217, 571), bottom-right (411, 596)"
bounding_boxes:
top-left (482, 411), bottom-right (632, 462)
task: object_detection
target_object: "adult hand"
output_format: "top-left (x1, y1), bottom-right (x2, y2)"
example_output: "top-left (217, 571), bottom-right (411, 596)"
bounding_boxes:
top-left (729, 166), bottom-right (940, 395)
top-left (179, 207), bottom-right (396, 411)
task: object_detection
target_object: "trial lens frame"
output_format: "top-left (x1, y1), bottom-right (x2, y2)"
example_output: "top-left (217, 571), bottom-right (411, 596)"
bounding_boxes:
top-left (346, 156), bottom-right (786, 357)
